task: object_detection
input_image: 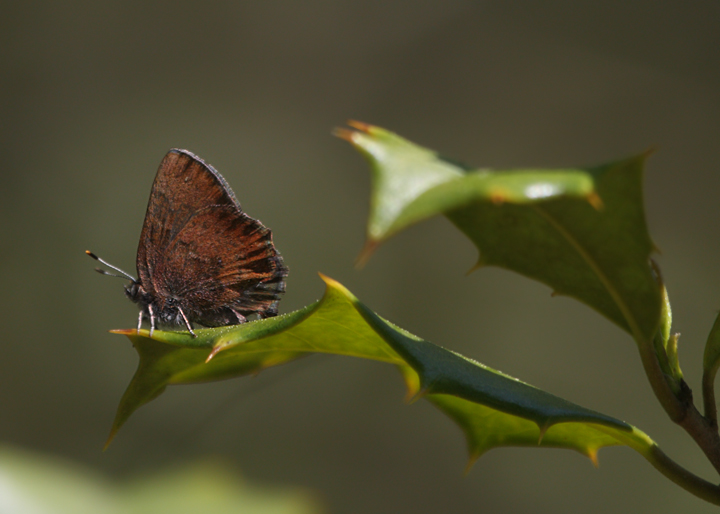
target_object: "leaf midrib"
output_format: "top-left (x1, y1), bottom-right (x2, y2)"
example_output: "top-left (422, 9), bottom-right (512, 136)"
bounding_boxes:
top-left (532, 204), bottom-right (645, 343)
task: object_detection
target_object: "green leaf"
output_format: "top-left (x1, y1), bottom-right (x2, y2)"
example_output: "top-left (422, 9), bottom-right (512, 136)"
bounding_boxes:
top-left (109, 275), bottom-right (654, 469)
top-left (0, 445), bottom-right (321, 514)
top-left (338, 122), bottom-right (661, 342)
top-left (122, 459), bottom-right (321, 514)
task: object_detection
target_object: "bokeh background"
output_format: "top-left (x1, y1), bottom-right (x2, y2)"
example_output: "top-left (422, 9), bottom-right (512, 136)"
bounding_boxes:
top-left (2, 1), bottom-right (720, 512)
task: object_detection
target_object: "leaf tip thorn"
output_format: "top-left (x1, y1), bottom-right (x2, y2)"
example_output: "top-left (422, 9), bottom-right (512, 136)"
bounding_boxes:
top-left (464, 452), bottom-right (481, 475)
top-left (110, 328), bottom-right (137, 335)
top-left (355, 240), bottom-right (379, 268)
top-left (103, 430), bottom-right (117, 451)
top-left (333, 121), bottom-right (373, 143)
top-left (642, 146), bottom-right (657, 158)
top-left (537, 421), bottom-right (551, 444)
top-left (346, 120), bottom-right (371, 132)
top-left (466, 259), bottom-right (485, 275)
top-left (490, 192), bottom-right (506, 205)
top-left (586, 192), bottom-right (604, 210)
top-left (332, 127), bottom-right (356, 143)
top-left (407, 387), bottom-right (430, 404)
top-left (588, 449), bottom-right (600, 468)
top-left (317, 272), bottom-right (341, 288)
top-left (206, 345), bottom-right (225, 363)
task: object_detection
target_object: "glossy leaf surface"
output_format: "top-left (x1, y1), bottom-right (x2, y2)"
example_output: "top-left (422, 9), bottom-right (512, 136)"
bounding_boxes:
top-left (339, 123), bottom-right (662, 341)
top-left (109, 276), bottom-right (653, 468)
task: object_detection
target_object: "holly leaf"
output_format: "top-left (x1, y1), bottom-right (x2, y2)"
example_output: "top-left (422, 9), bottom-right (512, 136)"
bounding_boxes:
top-left (108, 276), bottom-right (653, 470)
top-left (337, 122), bottom-right (661, 341)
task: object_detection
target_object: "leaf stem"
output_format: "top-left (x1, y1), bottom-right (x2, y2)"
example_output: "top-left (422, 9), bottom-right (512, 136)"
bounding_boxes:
top-left (703, 368), bottom-right (718, 428)
top-left (635, 335), bottom-right (684, 421)
top-left (644, 445), bottom-right (720, 505)
top-left (636, 334), bottom-right (720, 476)
top-left (678, 402), bottom-right (720, 476)
top-left (701, 312), bottom-right (720, 428)
top-left (596, 426), bottom-right (720, 505)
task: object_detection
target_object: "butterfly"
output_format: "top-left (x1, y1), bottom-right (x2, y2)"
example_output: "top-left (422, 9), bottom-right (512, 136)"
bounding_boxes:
top-left (87, 149), bottom-right (288, 337)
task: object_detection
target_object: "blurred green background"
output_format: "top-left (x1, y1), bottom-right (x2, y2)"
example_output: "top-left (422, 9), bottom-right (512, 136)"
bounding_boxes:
top-left (2, 1), bottom-right (720, 512)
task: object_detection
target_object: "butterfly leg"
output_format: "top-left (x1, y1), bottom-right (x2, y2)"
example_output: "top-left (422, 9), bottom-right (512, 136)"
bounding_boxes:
top-left (231, 308), bottom-right (247, 324)
top-left (148, 304), bottom-right (156, 337)
top-left (177, 306), bottom-right (197, 337)
top-left (137, 310), bottom-right (143, 334)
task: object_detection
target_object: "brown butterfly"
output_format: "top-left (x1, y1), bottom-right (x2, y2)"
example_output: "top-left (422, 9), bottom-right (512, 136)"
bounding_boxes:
top-left (87, 149), bottom-right (288, 337)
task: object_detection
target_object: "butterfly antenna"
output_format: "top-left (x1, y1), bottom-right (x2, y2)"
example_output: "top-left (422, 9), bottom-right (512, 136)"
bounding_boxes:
top-left (85, 250), bottom-right (137, 282)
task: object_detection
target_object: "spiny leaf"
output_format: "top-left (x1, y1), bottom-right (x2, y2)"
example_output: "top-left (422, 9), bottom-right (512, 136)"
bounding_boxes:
top-left (338, 122), bottom-right (661, 341)
top-left (108, 275), bottom-right (654, 469)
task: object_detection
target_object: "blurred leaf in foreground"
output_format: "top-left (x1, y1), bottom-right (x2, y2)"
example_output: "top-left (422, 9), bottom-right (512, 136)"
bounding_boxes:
top-left (0, 445), bottom-right (321, 514)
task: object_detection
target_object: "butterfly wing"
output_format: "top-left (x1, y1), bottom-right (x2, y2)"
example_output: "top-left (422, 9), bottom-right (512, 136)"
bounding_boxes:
top-left (136, 149), bottom-right (287, 327)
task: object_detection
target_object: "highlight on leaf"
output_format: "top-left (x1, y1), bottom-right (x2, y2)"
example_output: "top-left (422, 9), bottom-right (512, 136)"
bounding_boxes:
top-left (335, 121), bottom-right (602, 260)
top-left (338, 122), bottom-right (661, 343)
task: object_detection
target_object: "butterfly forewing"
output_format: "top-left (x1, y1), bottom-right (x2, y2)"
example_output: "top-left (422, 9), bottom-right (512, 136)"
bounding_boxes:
top-left (137, 150), bottom-right (237, 282)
